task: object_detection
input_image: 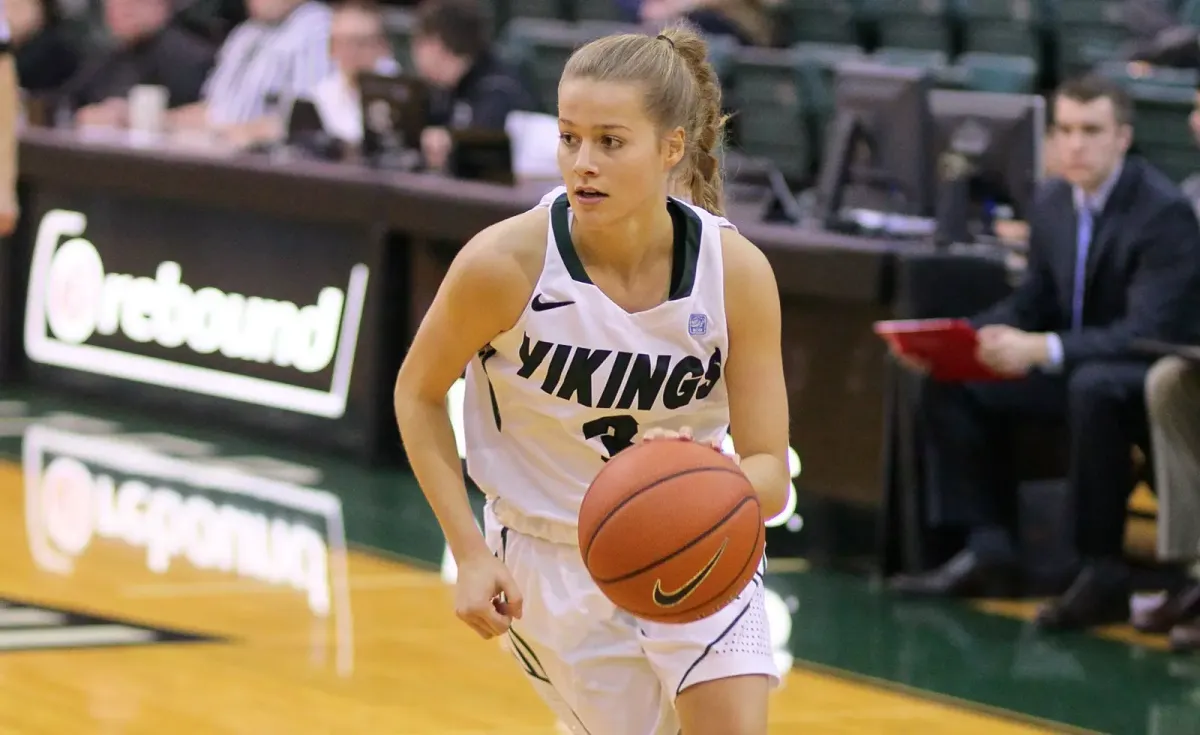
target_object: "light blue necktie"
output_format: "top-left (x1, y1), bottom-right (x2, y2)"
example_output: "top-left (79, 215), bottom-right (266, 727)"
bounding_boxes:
top-left (1071, 207), bottom-right (1095, 332)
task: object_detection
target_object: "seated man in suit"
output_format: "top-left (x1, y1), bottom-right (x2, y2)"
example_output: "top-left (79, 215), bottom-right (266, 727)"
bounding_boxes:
top-left (889, 75), bottom-right (1200, 632)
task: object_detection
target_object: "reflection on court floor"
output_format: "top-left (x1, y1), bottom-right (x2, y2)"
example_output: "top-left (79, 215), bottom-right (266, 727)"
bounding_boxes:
top-left (0, 398), bottom-right (1117, 733)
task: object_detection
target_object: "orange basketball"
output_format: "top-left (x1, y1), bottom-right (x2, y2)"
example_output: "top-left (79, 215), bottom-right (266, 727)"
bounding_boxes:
top-left (577, 438), bottom-right (765, 624)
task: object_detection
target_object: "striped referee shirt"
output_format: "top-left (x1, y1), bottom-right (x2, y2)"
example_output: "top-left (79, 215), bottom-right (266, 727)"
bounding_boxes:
top-left (203, 1), bottom-right (333, 126)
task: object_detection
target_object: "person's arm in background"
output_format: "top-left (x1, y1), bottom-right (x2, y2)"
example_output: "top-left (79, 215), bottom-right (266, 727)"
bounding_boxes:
top-left (219, 30), bottom-right (333, 147)
top-left (1055, 199), bottom-right (1200, 367)
top-left (0, 51), bottom-right (19, 237)
top-left (423, 74), bottom-right (535, 170)
top-left (970, 184), bottom-right (1061, 332)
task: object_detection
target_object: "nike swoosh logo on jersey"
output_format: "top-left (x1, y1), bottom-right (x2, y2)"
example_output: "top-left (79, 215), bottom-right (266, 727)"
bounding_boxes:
top-left (531, 294), bottom-right (576, 312)
top-left (652, 538), bottom-right (729, 608)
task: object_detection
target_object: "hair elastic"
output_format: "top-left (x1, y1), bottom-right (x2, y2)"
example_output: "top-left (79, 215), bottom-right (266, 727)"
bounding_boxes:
top-left (656, 34), bottom-right (675, 48)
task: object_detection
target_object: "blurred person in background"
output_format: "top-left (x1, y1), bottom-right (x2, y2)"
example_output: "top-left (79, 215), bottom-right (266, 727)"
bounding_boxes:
top-left (170, 0), bottom-right (332, 147)
top-left (888, 75), bottom-right (1200, 632)
top-left (300, 0), bottom-right (398, 146)
top-left (1180, 80), bottom-right (1200, 219)
top-left (73, 0), bottom-right (215, 128)
top-left (411, 0), bottom-right (535, 170)
top-left (1136, 355), bottom-right (1200, 651)
top-left (617, 0), bottom-right (782, 46)
top-left (0, 0), bottom-right (17, 236)
top-left (5, 0), bottom-right (78, 93)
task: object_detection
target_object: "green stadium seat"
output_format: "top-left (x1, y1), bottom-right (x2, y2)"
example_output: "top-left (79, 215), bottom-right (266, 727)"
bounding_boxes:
top-left (496, 0), bottom-right (568, 29)
top-left (790, 43), bottom-right (867, 142)
top-left (1181, 0), bottom-right (1200, 25)
top-left (727, 47), bottom-right (813, 179)
top-left (777, 0), bottom-right (862, 46)
top-left (500, 19), bottom-right (588, 113)
top-left (1097, 65), bottom-right (1200, 183)
top-left (1049, 0), bottom-right (1131, 76)
top-left (871, 47), bottom-right (949, 71)
top-left (382, 8), bottom-right (416, 71)
top-left (502, 20), bottom-right (704, 114)
top-left (1095, 60), bottom-right (1199, 90)
top-left (953, 52), bottom-right (1039, 93)
top-left (959, 0), bottom-right (1042, 62)
top-left (571, 0), bottom-right (630, 23)
top-left (861, 0), bottom-right (957, 53)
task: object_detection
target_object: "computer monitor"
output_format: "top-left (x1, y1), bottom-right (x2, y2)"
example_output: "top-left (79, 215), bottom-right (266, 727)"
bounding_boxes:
top-left (448, 128), bottom-right (516, 185)
top-left (358, 72), bottom-right (428, 164)
top-left (928, 90), bottom-right (1045, 224)
top-left (814, 61), bottom-right (936, 224)
top-left (283, 99), bottom-right (344, 161)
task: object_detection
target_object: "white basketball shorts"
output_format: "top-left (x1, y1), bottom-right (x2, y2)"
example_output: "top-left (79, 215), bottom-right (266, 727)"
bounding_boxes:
top-left (483, 502), bottom-right (779, 735)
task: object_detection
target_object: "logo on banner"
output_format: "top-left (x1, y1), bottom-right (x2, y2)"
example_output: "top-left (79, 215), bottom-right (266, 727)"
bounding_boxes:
top-left (25, 210), bottom-right (370, 418)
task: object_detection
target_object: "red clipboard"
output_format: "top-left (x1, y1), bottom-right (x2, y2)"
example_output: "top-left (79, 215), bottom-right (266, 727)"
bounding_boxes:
top-left (873, 318), bottom-right (1010, 382)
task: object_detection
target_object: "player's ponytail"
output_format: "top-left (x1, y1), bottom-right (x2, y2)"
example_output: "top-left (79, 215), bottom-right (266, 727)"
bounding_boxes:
top-left (561, 22), bottom-right (729, 216)
top-left (656, 25), bottom-right (728, 216)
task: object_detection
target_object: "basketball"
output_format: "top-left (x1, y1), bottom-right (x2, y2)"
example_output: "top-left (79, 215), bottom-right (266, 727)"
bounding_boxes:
top-left (577, 438), bottom-right (765, 624)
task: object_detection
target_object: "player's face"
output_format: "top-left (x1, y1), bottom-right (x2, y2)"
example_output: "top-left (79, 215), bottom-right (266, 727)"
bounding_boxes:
top-left (556, 78), bottom-right (684, 225)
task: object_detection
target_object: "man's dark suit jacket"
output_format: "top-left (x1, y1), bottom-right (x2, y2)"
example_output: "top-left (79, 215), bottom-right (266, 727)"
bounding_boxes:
top-left (973, 155), bottom-right (1200, 369)
top-left (73, 27), bottom-right (215, 110)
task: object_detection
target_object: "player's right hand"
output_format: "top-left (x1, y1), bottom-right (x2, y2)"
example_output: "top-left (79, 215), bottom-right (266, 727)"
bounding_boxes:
top-left (454, 554), bottom-right (524, 640)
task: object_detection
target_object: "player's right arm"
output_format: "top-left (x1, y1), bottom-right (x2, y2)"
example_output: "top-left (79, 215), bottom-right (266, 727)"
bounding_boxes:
top-left (393, 208), bottom-right (545, 637)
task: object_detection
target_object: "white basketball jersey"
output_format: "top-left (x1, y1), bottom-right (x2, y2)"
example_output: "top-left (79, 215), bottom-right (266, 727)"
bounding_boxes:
top-left (463, 187), bottom-right (733, 526)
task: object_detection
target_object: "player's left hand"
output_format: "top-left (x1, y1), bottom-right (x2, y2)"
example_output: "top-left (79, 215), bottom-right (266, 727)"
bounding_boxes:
top-left (640, 426), bottom-right (741, 466)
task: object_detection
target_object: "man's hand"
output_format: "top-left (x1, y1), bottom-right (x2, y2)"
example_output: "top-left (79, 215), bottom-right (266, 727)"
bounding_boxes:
top-left (167, 103), bottom-right (210, 132)
top-left (76, 98), bottom-right (130, 129)
top-left (0, 189), bottom-right (17, 237)
top-left (421, 126), bottom-right (453, 171)
top-left (218, 117), bottom-right (284, 149)
top-left (976, 325), bottom-right (1052, 376)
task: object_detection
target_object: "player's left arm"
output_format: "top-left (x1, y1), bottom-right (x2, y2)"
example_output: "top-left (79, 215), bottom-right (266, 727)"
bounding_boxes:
top-left (721, 228), bottom-right (790, 521)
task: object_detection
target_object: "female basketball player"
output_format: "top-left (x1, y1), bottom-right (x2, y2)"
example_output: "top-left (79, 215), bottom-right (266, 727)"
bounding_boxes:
top-left (394, 23), bottom-right (790, 735)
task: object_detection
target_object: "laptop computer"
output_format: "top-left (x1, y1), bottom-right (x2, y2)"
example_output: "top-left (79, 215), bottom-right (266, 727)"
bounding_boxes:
top-left (358, 72), bottom-right (428, 160)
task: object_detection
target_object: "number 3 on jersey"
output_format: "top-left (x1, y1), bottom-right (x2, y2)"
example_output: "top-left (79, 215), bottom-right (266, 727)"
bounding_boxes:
top-left (581, 415), bottom-right (640, 461)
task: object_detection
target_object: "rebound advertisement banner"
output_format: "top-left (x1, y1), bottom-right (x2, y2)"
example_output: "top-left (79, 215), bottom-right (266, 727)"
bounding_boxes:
top-left (19, 190), bottom-right (389, 457)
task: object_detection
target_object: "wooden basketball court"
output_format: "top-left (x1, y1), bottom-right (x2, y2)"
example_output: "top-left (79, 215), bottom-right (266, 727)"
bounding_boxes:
top-left (0, 431), bottom-right (1073, 735)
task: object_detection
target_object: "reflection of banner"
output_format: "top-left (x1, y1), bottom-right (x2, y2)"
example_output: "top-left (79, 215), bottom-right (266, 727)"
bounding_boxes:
top-left (18, 188), bottom-right (390, 458)
top-left (22, 423), bottom-right (354, 673)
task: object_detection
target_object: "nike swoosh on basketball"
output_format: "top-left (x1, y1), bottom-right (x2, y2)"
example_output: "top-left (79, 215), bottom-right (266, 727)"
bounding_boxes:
top-left (652, 539), bottom-right (729, 608)
top-left (531, 294), bottom-right (575, 312)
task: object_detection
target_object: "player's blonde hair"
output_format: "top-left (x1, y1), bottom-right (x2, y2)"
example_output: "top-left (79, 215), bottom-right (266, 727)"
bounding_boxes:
top-left (561, 23), bottom-right (729, 216)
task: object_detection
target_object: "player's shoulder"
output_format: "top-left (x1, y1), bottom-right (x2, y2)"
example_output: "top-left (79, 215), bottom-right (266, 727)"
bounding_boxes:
top-left (451, 207), bottom-right (549, 300)
top-left (718, 226), bottom-right (775, 288)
